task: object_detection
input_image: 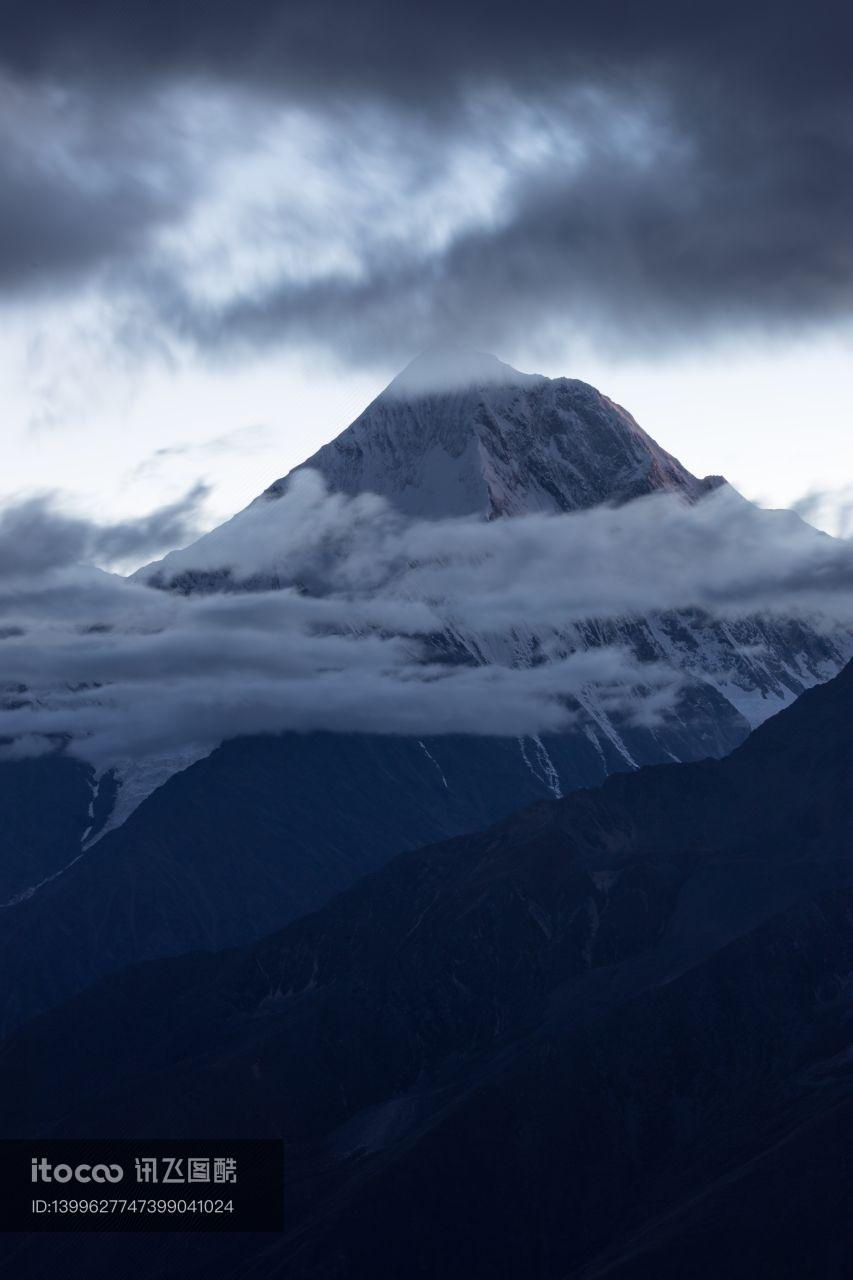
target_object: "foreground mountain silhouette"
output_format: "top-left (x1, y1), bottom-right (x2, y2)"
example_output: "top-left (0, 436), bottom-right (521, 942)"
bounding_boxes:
top-left (5, 658), bottom-right (853, 1278)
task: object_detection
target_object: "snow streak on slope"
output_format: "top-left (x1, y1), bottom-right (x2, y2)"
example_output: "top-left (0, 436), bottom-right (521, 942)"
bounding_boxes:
top-left (84, 747), bottom-right (212, 848)
top-left (418, 740), bottom-right (449, 789)
top-left (518, 735), bottom-right (563, 798)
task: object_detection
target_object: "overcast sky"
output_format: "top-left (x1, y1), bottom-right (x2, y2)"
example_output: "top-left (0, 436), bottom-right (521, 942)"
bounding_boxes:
top-left (2, 0), bottom-right (851, 542)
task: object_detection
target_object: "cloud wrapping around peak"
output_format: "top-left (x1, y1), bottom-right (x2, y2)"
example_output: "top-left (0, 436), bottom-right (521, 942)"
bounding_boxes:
top-left (0, 471), bottom-right (850, 766)
top-left (145, 470), bottom-right (853, 625)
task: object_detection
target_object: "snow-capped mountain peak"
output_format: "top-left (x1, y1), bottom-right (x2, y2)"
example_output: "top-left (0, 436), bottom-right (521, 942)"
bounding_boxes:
top-left (266, 348), bottom-right (717, 519)
top-left (385, 345), bottom-right (540, 397)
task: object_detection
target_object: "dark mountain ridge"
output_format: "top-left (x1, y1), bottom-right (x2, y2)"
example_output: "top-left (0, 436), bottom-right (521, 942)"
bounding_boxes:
top-left (0, 729), bottom-right (620, 1034)
top-left (4, 659), bottom-right (853, 1278)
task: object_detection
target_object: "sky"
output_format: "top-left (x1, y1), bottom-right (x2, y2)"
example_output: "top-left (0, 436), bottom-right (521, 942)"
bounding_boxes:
top-left (1, 0), bottom-right (852, 549)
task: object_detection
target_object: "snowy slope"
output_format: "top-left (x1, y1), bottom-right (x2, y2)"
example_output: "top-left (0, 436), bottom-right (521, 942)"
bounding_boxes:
top-left (121, 349), bottom-right (852, 829)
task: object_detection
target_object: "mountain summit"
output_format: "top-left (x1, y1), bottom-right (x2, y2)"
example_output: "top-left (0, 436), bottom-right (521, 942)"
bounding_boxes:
top-left (385, 345), bottom-right (531, 395)
top-left (267, 348), bottom-right (719, 518)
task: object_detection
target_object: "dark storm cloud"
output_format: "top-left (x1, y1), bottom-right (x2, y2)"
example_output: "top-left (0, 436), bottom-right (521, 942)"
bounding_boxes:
top-left (0, 78), bottom-right (199, 296)
top-left (1, 0), bottom-right (852, 358)
top-left (0, 142), bottom-right (176, 296)
top-left (2, 1), bottom-right (848, 102)
top-left (0, 156), bottom-right (144, 294)
top-left (0, 483), bottom-right (210, 576)
top-left (171, 110), bottom-right (853, 363)
top-left (90, 482), bottom-right (211, 563)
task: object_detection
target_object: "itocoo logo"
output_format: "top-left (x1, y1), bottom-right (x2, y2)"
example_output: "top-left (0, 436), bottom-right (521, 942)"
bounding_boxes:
top-left (31, 1158), bottom-right (123, 1183)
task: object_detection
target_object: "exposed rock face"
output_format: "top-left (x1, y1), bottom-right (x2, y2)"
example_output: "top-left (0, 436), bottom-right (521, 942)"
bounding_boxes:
top-left (272, 348), bottom-right (716, 518)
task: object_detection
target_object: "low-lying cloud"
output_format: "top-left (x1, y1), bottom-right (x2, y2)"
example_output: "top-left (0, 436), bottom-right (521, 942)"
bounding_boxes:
top-left (0, 472), bottom-right (850, 766)
top-left (146, 470), bottom-right (853, 624)
top-left (0, 484), bottom-right (210, 577)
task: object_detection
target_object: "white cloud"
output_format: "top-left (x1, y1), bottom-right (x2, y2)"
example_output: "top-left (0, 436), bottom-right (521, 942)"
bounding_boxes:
top-left (0, 473), bottom-right (850, 765)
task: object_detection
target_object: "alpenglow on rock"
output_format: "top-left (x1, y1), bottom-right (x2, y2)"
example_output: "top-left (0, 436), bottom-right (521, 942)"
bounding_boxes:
top-left (141, 345), bottom-right (726, 590)
top-left (267, 346), bottom-right (722, 519)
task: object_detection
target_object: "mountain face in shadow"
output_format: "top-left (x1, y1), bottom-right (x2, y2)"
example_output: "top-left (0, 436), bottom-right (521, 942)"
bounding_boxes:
top-left (0, 755), bottom-right (96, 904)
top-left (0, 728), bottom-right (636, 1034)
top-left (4, 659), bottom-right (853, 1278)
